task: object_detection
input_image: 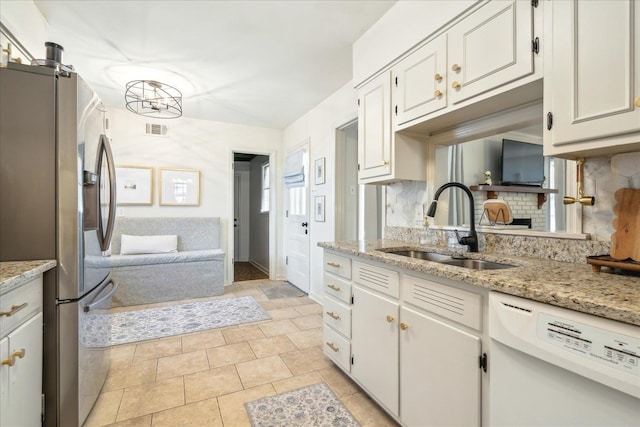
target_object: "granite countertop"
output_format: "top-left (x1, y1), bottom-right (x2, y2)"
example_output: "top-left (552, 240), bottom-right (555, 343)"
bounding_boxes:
top-left (319, 239), bottom-right (640, 327)
top-left (0, 260), bottom-right (56, 296)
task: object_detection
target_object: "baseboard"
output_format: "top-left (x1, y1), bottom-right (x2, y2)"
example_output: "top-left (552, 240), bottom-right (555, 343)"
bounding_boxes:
top-left (248, 260), bottom-right (269, 275)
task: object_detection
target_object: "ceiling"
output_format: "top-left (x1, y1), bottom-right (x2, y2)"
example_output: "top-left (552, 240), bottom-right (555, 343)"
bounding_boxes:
top-left (34, 0), bottom-right (396, 129)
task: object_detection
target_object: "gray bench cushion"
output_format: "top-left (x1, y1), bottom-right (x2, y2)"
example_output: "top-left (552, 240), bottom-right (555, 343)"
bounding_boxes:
top-left (87, 249), bottom-right (224, 268)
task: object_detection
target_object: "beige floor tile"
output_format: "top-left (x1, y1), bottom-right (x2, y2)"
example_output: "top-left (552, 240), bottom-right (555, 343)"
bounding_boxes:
top-left (271, 371), bottom-right (324, 394)
top-left (257, 319), bottom-right (299, 337)
top-left (291, 314), bottom-right (323, 330)
top-left (116, 377), bottom-right (185, 422)
top-left (235, 288), bottom-right (268, 302)
top-left (217, 384), bottom-right (276, 427)
top-left (103, 359), bottom-right (158, 392)
top-left (248, 335), bottom-right (297, 358)
top-left (184, 364), bottom-right (243, 403)
top-left (84, 389), bottom-right (123, 427)
top-left (133, 337), bottom-right (182, 362)
top-left (181, 329), bottom-right (225, 352)
top-left (156, 350), bottom-right (209, 381)
top-left (266, 307), bottom-right (301, 320)
top-left (270, 296), bottom-right (314, 308)
top-left (257, 300), bottom-right (277, 310)
top-left (151, 397), bottom-right (223, 427)
top-left (109, 345), bottom-right (136, 369)
top-left (294, 303), bottom-right (323, 315)
top-left (222, 324), bottom-right (265, 344)
top-left (318, 366), bottom-right (361, 398)
top-left (286, 327), bottom-right (323, 349)
top-left (235, 355), bottom-right (293, 388)
top-left (206, 342), bottom-right (255, 368)
top-left (109, 415), bottom-right (152, 426)
top-left (280, 346), bottom-right (332, 375)
top-left (342, 392), bottom-right (400, 427)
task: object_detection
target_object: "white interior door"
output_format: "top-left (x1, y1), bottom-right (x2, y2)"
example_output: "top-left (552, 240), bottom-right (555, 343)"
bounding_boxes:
top-left (284, 147), bottom-right (309, 292)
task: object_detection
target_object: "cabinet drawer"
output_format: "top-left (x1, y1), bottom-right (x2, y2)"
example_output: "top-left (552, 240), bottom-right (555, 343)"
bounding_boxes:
top-left (324, 252), bottom-right (352, 279)
top-left (402, 274), bottom-right (482, 331)
top-left (0, 276), bottom-right (42, 338)
top-left (353, 261), bottom-right (399, 299)
top-left (323, 325), bottom-right (351, 373)
top-left (323, 296), bottom-right (352, 339)
top-left (323, 272), bottom-right (352, 304)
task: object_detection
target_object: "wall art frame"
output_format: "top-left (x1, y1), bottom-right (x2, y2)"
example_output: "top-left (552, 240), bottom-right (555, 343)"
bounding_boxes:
top-left (115, 165), bottom-right (153, 205)
top-left (314, 195), bottom-right (325, 222)
top-left (159, 167), bottom-right (200, 206)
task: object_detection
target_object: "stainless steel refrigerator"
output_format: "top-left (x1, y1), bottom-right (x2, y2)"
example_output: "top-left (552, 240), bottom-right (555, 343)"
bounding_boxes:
top-left (0, 62), bottom-right (117, 426)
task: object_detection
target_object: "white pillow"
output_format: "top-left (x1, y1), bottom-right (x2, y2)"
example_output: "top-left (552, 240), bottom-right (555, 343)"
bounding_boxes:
top-left (120, 234), bottom-right (178, 255)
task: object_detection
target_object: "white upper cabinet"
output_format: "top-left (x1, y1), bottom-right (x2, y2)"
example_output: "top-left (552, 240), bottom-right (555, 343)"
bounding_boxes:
top-left (358, 71), bottom-right (392, 181)
top-left (393, 34), bottom-right (448, 126)
top-left (448, 0), bottom-right (534, 105)
top-left (544, 0), bottom-right (640, 158)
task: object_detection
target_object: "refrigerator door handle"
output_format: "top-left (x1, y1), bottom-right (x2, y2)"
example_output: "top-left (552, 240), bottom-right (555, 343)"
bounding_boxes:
top-left (84, 279), bottom-right (118, 312)
top-left (96, 134), bottom-right (117, 251)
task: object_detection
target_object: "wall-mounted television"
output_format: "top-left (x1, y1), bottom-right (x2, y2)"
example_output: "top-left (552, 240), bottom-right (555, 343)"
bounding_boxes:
top-left (501, 139), bottom-right (544, 185)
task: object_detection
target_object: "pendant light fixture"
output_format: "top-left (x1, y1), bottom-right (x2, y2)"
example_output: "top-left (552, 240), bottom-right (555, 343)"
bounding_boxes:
top-left (125, 80), bottom-right (182, 118)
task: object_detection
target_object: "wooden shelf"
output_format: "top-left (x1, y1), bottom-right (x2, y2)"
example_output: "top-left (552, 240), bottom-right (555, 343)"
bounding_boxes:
top-left (470, 185), bottom-right (559, 209)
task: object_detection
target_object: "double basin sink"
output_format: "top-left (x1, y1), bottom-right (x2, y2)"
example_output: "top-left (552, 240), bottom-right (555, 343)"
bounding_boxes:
top-left (380, 249), bottom-right (515, 270)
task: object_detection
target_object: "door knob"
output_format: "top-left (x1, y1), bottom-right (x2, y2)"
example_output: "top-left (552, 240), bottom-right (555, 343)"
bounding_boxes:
top-left (302, 222), bottom-right (308, 227)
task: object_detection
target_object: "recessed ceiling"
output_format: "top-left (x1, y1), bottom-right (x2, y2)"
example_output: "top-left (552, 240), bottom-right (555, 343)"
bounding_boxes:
top-left (33, 0), bottom-right (396, 129)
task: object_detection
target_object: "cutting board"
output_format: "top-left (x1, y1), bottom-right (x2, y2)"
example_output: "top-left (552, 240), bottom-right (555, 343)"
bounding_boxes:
top-left (610, 188), bottom-right (640, 262)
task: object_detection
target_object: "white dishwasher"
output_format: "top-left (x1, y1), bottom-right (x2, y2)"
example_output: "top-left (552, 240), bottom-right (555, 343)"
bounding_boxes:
top-left (489, 292), bottom-right (640, 426)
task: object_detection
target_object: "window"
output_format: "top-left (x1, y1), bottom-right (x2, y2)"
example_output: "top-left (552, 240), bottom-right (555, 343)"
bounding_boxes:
top-left (261, 162), bottom-right (270, 213)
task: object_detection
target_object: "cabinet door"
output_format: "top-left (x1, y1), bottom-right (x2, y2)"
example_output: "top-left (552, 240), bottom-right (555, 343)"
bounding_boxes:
top-left (351, 285), bottom-right (399, 416)
top-left (358, 71), bottom-right (392, 180)
top-left (400, 306), bottom-right (481, 427)
top-left (448, 0), bottom-right (533, 105)
top-left (544, 0), bottom-right (640, 153)
top-left (1, 313), bottom-right (43, 427)
top-left (393, 34), bottom-right (447, 126)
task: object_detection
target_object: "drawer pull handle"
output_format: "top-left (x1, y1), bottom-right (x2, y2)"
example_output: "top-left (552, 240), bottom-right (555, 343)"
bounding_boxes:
top-left (327, 262), bottom-right (341, 268)
top-left (327, 284), bottom-right (341, 291)
top-left (326, 311), bottom-right (340, 320)
top-left (0, 303), bottom-right (28, 317)
top-left (326, 342), bottom-right (339, 352)
top-left (386, 315), bottom-right (395, 323)
top-left (2, 349), bottom-right (26, 367)
top-left (400, 322), bottom-right (409, 331)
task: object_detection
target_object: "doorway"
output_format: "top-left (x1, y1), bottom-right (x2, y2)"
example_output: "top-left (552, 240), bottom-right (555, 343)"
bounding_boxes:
top-left (233, 152), bottom-right (270, 282)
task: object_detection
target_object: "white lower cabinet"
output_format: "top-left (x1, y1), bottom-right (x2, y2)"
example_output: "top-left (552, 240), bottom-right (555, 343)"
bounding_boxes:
top-left (400, 306), bottom-right (481, 426)
top-left (323, 250), bottom-right (487, 426)
top-left (351, 285), bottom-right (399, 416)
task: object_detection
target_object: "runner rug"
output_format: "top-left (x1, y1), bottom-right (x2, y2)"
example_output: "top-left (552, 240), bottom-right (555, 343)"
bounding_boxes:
top-left (82, 296), bottom-right (270, 347)
top-left (245, 382), bottom-right (360, 427)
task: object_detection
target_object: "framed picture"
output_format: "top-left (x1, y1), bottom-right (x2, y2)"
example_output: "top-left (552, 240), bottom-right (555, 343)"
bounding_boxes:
top-left (314, 157), bottom-right (325, 185)
top-left (115, 166), bottom-right (153, 205)
top-left (159, 168), bottom-right (200, 206)
top-left (314, 195), bottom-right (325, 222)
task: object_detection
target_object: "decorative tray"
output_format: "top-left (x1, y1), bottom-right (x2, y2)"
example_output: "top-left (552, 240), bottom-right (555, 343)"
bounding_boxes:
top-left (586, 255), bottom-right (640, 274)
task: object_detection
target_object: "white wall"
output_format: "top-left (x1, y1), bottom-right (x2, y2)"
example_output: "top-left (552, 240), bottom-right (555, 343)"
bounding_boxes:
top-left (282, 81), bottom-right (358, 302)
top-left (108, 108), bottom-right (282, 284)
top-left (0, 0), bottom-right (48, 59)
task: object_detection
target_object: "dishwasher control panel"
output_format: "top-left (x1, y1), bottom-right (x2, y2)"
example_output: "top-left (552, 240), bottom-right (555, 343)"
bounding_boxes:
top-left (537, 313), bottom-right (639, 376)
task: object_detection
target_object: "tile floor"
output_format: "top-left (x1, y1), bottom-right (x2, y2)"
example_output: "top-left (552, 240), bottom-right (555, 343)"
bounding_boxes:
top-left (84, 280), bottom-right (399, 427)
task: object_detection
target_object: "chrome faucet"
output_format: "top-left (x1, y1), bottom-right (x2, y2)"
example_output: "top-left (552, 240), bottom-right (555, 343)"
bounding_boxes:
top-left (426, 182), bottom-right (479, 252)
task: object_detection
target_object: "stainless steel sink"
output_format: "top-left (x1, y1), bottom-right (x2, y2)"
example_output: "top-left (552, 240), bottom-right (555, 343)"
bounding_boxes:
top-left (380, 249), bottom-right (515, 270)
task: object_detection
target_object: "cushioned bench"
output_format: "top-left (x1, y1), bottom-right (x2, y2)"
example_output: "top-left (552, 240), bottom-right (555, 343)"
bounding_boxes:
top-left (91, 217), bottom-right (225, 307)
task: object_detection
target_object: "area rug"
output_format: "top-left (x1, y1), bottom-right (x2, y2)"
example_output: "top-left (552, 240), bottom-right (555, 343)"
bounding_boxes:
top-left (245, 382), bottom-right (360, 427)
top-left (260, 282), bottom-right (306, 300)
top-left (82, 296), bottom-right (271, 347)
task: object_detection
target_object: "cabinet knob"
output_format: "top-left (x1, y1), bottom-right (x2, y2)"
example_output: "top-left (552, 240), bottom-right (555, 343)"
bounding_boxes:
top-left (635, 96), bottom-right (640, 107)
top-left (386, 315), bottom-right (395, 323)
top-left (434, 73), bottom-right (443, 82)
top-left (400, 322), bottom-right (409, 331)
top-left (326, 342), bottom-right (339, 352)
top-left (326, 311), bottom-right (340, 320)
top-left (434, 90), bottom-right (443, 98)
top-left (383, 160), bottom-right (389, 166)
top-left (452, 81), bottom-right (461, 90)
top-left (1, 349), bottom-right (26, 367)
top-left (452, 64), bottom-right (461, 72)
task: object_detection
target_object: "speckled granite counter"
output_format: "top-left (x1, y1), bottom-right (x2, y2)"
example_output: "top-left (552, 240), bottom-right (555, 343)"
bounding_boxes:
top-left (319, 240), bottom-right (640, 327)
top-left (0, 260), bottom-right (56, 296)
